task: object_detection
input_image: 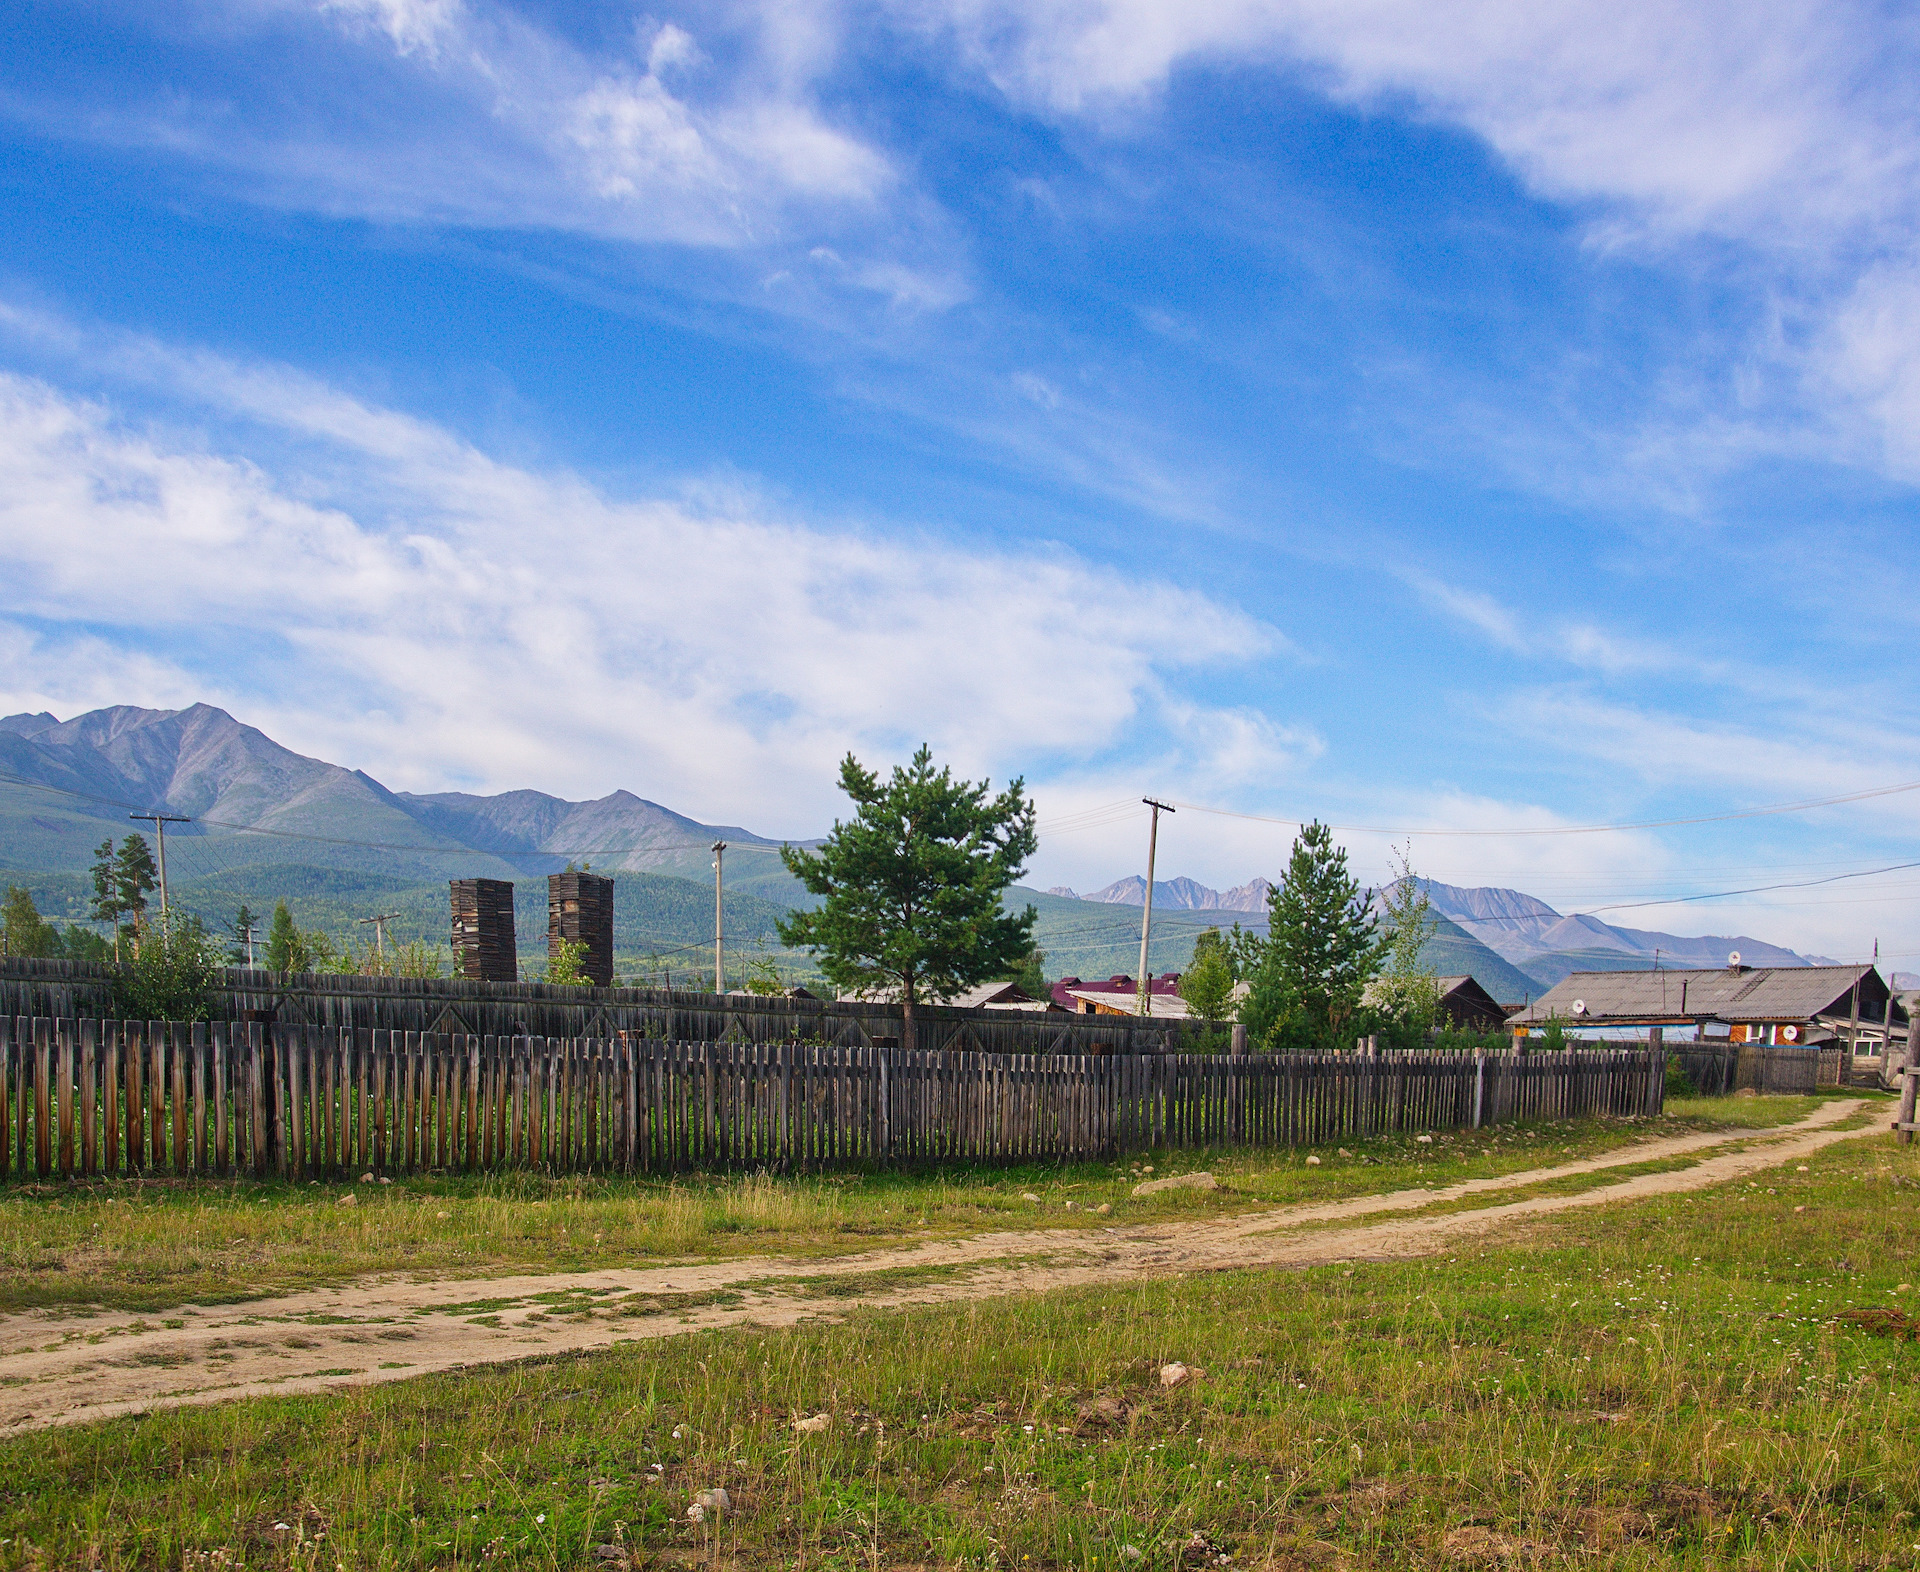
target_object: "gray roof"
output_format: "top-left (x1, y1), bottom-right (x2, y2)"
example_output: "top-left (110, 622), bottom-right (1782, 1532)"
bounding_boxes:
top-left (1512, 965), bottom-right (1895, 1026)
top-left (1361, 975), bottom-right (1500, 1008)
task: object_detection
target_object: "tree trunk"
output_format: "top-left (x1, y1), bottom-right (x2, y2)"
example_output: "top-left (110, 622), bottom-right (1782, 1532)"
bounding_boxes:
top-left (901, 989), bottom-right (915, 1055)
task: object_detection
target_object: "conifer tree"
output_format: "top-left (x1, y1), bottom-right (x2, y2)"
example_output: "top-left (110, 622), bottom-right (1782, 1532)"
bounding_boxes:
top-left (227, 904), bottom-right (260, 966)
top-left (1, 885), bottom-right (55, 959)
top-left (776, 746), bottom-right (1037, 1051)
top-left (89, 839), bottom-right (125, 959)
top-left (1238, 822), bottom-right (1383, 1050)
top-left (113, 835), bottom-right (158, 932)
top-left (264, 900), bottom-right (308, 973)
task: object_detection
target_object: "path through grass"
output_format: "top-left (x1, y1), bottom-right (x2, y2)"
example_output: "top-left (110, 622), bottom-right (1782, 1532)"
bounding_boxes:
top-left (0, 1095), bottom-right (1847, 1315)
top-left (3, 1101), bottom-right (1912, 1569)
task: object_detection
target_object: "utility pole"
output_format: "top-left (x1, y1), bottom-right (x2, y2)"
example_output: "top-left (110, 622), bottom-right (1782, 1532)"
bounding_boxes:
top-left (1135, 799), bottom-right (1174, 1017)
top-left (359, 912), bottom-right (400, 966)
top-left (241, 920), bottom-right (256, 967)
top-left (1846, 962), bottom-right (1864, 1089)
top-left (712, 841), bottom-right (727, 994)
top-left (128, 812), bottom-right (190, 926)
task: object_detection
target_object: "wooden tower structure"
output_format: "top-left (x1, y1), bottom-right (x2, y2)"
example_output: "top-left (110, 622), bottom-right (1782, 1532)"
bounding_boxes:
top-left (450, 879), bottom-right (518, 982)
top-left (548, 871), bottom-right (615, 986)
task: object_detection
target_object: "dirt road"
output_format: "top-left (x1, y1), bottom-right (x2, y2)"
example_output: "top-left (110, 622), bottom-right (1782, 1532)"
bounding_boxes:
top-left (1, 1100), bottom-right (1875, 1433)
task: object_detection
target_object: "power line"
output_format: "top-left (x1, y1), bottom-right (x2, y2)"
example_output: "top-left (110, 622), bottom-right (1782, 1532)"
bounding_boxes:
top-left (1583, 859), bottom-right (1920, 916)
top-left (1168, 776), bottom-right (1920, 838)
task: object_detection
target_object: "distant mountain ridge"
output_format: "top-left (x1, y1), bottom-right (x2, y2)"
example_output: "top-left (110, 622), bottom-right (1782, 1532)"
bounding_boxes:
top-left (1415, 879), bottom-right (1815, 984)
top-left (0, 705), bottom-right (1822, 996)
top-left (1047, 875), bottom-right (1273, 912)
top-left (1040, 870), bottom-right (1820, 992)
top-left (0, 703), bottom-right (794, 891)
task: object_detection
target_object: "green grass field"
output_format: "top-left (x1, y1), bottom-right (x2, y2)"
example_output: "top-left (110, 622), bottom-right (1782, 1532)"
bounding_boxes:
top-left (0, 1097), bottom-right (1832, 1316)
top-left (3, 1102), bottom-right (1915, 1569)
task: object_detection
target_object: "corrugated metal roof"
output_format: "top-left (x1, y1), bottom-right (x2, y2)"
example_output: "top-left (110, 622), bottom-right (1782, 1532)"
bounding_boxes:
top-left (1067, 988), bottom-right (1194, 1019)
top-left (1512, 965), bottom-right (1887, 1025)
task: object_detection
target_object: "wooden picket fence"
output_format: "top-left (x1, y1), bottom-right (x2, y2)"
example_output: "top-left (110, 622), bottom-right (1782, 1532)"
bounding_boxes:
top-left (0, 1018), bottom-right (1664, 1181)
top-left (0, 958), bottom-right (1205, 1054)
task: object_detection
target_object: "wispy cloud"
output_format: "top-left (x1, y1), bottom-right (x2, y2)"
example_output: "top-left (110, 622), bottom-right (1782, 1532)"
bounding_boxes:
top-left (912, 0), bottom-right (1920, 504)
top-left (921, 0), bottom-right (1918, 247)
top-left (6, 0), bottom-right (898, 252)
top-left (0, 314), bottom-right (1279, 829)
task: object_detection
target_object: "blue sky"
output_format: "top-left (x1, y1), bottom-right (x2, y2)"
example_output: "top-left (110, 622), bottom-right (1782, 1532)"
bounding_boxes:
top-left (0, 0), bottom-right (1917, 961)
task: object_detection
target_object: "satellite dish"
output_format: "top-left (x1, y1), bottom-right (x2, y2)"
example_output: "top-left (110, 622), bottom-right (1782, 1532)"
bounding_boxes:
top-left (1781, 1024), bottom-right (1799, 1042)
top-left (1571, 999), bottom-right (1587, 1016)
top-left (1728, 950), bottom-right (1742, 968)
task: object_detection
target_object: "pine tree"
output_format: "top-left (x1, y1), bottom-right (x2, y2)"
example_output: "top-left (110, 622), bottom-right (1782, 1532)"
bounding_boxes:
top-left (89, 839), bottom-right (125, 960)
top-left (264, 900), bottom-right (308, 973)
top-left (227, 904), bottom-right (260, 966)
top-left (1238, 822), bottom-right (1383, 1051)
top-left (776, 746), bottom-right (1037, 1051)
top-left (113, 835), bottom-right (158, 932)
top-left (1, 885), bottom-right (55, 959)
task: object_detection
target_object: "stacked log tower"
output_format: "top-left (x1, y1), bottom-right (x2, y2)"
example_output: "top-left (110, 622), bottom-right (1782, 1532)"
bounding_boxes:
top-left (450, 879), bottom-right (518, 982)
top-left (548, 871), bottom-right (615, 986)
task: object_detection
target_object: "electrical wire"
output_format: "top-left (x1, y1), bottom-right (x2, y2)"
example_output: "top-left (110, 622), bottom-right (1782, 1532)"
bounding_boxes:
top-left (1167, 776), bottom-right (1920, 838)
top-left (1584, 860), bottom-right (1920, 916)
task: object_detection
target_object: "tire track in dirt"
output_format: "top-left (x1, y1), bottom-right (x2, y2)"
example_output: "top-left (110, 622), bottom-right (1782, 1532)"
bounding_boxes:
top-left (0, 1101), bottom-right (1875, 1433)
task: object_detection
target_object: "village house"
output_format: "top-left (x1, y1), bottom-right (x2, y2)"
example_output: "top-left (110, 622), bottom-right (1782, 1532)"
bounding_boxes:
top-left (1052, 972), bottom-right (1192, 1018)
top-left (1510, 962), bottom-right (1908, 1075)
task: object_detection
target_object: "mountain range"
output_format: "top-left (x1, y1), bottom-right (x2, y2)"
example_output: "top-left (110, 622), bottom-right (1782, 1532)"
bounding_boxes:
top-left (1039, 870), bottom-right (1821, 992)
top-left (1416, 881), bottom-right (1822, 979)
top-left (0, 704), bottom-right (798, 895)
top-left (0, 704), bottom-right (1822, 996)
top-left (1047, 875), bottom-right (1274, 912)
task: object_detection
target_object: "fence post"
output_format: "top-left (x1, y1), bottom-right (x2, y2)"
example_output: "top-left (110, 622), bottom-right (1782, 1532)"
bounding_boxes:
top-left (1899, 1051), bottom-right (1920, 1146)
top-left (1472, 1052), bottom-right (1484, 1129)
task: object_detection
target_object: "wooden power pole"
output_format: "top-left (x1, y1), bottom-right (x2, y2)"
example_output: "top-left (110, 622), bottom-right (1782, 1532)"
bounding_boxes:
top-left (129, 811), bottom-right (191, 926)
top-left (359, 912), bottom-right (400, 966)
top-left (1135, 799), bottom-right (1174, 1017)
top-left (712, 842), bottom-right (727, 993)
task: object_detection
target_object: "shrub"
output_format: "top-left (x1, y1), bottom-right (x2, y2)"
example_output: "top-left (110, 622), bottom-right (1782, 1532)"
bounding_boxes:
top-left (112, 918), bottom-right (222, 1021)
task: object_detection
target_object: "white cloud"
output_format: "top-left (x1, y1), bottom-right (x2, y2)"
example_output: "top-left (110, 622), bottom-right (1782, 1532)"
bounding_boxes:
top-left (0, 334), bottom-right (1279, 829)
top-left (1818, 260), bottom-right (1920, 482)
top-left (319, 0), bottom-right (461, 57)
top-left (914, 0), bottom-right (1920, 497)
top-left (4, 0), bottom-right (900, 256)
top-left (921, 0), bottom-right (1917, 247)
top-left (1494, 690), bottom-right (1920, 823)
top-left (1400, 569), bottom-right (1524, 653)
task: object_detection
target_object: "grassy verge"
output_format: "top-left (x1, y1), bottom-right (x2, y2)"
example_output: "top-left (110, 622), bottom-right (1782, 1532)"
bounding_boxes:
top-left (0, 1096), bottom-right (1850, 1315)
top-left (2, 1120), bottom-right (1912, 1569)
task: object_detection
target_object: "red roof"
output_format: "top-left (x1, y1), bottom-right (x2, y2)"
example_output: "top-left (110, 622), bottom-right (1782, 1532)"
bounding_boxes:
top-left (1050, 972), bottom-right (1181, 1009)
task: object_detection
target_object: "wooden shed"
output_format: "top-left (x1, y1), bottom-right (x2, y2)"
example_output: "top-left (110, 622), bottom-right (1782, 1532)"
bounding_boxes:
top-left (450, 878), bottom-right (518, 982)
top-left (1433, 975), bottom-right (1510, 1032)
top-left (548, 870), bottom-right (615, 986)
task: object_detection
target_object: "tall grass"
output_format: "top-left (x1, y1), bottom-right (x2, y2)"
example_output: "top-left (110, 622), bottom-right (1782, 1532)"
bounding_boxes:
top-left (4, 1118), bottom-right (1914, 1569)
top-left (0, 1097), bottom-right (1844, 1314)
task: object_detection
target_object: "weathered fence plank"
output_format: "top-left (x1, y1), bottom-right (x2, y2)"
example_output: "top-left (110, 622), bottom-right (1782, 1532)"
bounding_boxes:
top-left (3, 1017), bottom-right (1676, 1182)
